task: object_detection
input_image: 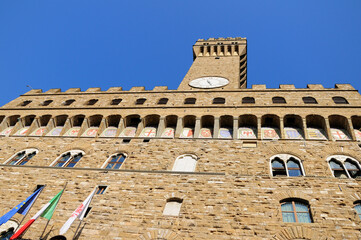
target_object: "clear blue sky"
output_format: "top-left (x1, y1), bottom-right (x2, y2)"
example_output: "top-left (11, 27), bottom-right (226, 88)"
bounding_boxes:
top-left (0, 1), bottom-right (360, 106)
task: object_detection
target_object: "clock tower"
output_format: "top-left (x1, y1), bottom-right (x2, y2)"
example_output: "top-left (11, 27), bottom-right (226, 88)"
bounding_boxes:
top-left (178, 37), bottom-right (247, 90)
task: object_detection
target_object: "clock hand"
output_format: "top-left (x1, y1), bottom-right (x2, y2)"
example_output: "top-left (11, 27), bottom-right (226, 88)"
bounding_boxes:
top-left (207, 80), bottom-right (212, 86)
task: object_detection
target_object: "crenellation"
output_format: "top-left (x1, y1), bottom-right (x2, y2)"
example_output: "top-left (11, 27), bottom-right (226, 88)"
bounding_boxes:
top-left (0, 37), bottom-right (360, 240)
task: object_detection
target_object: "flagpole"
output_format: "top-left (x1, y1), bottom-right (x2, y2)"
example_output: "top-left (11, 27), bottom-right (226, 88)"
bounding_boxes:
top-left (72, 186), bottom-right (97, 240)
top-left (14, 185), bottom-right (46, 233)
top-left (39, 182), bottom-right (67, 240)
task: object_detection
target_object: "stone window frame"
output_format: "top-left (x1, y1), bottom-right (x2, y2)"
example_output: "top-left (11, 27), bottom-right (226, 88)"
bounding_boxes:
top-left (4, 148), bottom-right (39, 165)
top-left (101, 152), bottom-right (127, 170)
top-left (162, 197), bottom-right (183, 216)
top-left (280, 198), bottom-right (313, 223)
top-left (171, 154), bottom-right (198, 172)
top-left (269, 154), bottom-right (305, 177)
top-left (327, 155), bottom-right (361, 179)
top-left (50, 150), bottom-right (85, 168)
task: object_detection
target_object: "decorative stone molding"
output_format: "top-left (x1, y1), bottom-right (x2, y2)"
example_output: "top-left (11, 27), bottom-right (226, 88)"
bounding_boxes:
top-left (273, 190), bottom-right (312, 202)
top-left (138, 229), bottom-right (182, 240)
top-left (274, 226), bottom-right (324, 240)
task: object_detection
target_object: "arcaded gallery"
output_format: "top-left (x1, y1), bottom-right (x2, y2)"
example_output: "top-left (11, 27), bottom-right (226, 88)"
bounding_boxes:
top-left (1, 38), bottom-right (361, 239)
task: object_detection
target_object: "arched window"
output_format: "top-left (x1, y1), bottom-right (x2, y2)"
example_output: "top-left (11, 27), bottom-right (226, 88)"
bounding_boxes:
top-left (242, 97), bottom-right (255, 104)
top-left (63, 99), bottom-right (75, 106)
top-left (157, 98), bottom-right (168, 105)
top-left (103, 153), bottom-right (126, 170)
top-left (135, 98), bottom-right (146, 105)
top-left (172, 154), bottom-right (197, 172)
top-left (281, 199), bottom-right (312, 223)
top-left (184, 98), bottom-right (196, 104)
top-left (111, 98), bottom-right (122, 105)
top-left (332, 96), bottom-right (348, 104)
top-left (163, 198), bottom-right (183, 216)
top-left (86, 99), bottom-right (98, 105)
top-left (302, 97), bottom-right (317, 104)
top-left (354, 202), bottom-right (361, 220)
top-left (272, 97), bottom-right (286, 104)
top-left (51, 150), bottom-right (84, 168)
top-left (212, 97), bottom-right (225, 104)
top-left (41, 100), bottom-right (53, 106)
top-left (19, 100), bottom-right (32, 106)
top-left (5, 149), bottom-right (38, 165)
top-left (270, 154), bottom-right (304, 177)
top-left (328, 155), bottom-right (361, 178)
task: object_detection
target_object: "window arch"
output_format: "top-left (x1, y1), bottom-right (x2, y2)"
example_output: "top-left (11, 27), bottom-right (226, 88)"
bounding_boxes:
top-left (184, 98), bottom-right (196, 104)
top-left (5, 149), bottom-right (38, 165)
top-left (332, 96), bottom-right (348, 104)
top-left (135, 98), bottom-right (146, 105)
top-left (51, 150), bottom-right (84, 168)
top-left (354, 201), bottom-right (361, 220)
top-left (272, 97), bottom-right (286, 104)
top-left (302, 97), bottom-right (317, 104)
top-left (157, 98), bottom-right (168, 105)
top-left (212, 97), bottom-right (225, 104)
top-left (327, 155), bottom-right (361, 178)
top-left (242, 97), bottom-right (255, 104)
top-left (63, 99), bottom-right (75, 106)
top-left (281, 199), bottom-right (312, 223)
top-left (163, 198), bottom-right (183, 216)
top-left (0, 220), bottom-right (18, 239)
top-left (270, 154), bottom-right (304, 177)
top-left (102, 153), bottom-right (127, 170)
top-left (172, 154), bottom-right (197, 172)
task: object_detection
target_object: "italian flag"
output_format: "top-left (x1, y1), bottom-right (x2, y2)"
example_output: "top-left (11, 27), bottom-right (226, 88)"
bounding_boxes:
top-left (10, 190), bottom-right (63, 240)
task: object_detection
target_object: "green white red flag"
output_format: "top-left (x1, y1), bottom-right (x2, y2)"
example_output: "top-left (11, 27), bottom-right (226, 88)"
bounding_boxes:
top-left (10, 190), bottom-right (63, 240)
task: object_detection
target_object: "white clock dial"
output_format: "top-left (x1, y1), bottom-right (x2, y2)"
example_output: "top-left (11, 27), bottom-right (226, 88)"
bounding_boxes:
top-left (189, 77), bottom-right (229, 89)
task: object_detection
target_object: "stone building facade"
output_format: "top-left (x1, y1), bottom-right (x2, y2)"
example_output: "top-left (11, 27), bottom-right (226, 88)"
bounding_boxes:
top-left (0, 37), bottom-right (361, 239)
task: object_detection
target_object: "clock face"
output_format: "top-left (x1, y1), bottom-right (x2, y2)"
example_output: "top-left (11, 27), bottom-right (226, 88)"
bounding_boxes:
top-left (189, 77), bottom-right (229, 89)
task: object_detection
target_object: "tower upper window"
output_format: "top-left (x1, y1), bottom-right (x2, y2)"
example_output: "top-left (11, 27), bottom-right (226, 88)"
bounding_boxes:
top-left (354, 201), bottom-right (361, 220)
top-left (111, 98), bottom-right (122, 105)
top-left (86, 99), bottom-right (98, 106)
top-left (212, 97), bottom-right (225, 104)
top-left (332, 96), bottom-right (349, 104)
top-left (41, 100), bottom-right (53, 106)
top-left (184, 98), bottom-right (196, 104)
top-left (63, 99), bottom-right (75, 106)
top-left (19, 100), bottom-right (32, 106)
top-left (272, 97), bottom-right (286, 104)
top-left (242, 97), bottom-right (255, 104)
top-left (302, 97), bottom-right (318, 104)
top-left (135, 98), bottom-right (146, 105)
top-left (157, 98), bottom-right (168, 105)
